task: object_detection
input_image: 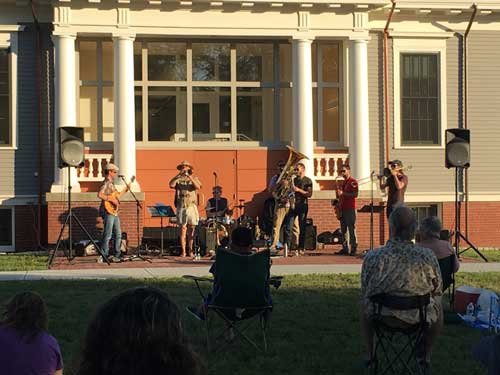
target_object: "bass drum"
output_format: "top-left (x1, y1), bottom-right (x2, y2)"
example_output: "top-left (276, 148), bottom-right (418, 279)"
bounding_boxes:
top-left (200, 219), bottom-right (229, 253)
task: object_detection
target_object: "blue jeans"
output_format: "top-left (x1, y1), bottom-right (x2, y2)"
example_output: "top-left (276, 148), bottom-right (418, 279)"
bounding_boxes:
top-left (284, 204), bottom-right (308, 250)
top-left (101, 213), bottom-right (122, 257)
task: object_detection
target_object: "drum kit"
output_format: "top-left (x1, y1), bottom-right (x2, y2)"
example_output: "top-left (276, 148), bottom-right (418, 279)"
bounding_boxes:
top-left (198, 200), bottom-right (256, 254)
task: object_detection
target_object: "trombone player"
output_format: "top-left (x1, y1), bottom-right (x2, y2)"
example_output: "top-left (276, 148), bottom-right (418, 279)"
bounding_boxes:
top-left (378, 159), bottom-right (408, 219)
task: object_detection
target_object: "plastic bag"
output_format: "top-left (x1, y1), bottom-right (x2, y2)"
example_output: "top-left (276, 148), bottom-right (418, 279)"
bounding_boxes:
top-left (476, 289), bottom-right (499, 324)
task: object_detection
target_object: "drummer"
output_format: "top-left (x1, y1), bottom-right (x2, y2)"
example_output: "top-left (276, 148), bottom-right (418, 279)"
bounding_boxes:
top-left (205, 186), bottom-right (229, 218)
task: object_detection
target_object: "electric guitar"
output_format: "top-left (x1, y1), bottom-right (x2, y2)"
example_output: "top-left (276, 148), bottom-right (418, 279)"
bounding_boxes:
top-left (104, 176), bottom-right (136, 216)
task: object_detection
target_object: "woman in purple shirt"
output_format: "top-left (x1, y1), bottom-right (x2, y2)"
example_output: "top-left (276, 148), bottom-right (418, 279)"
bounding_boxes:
top-left (0, 291), bottom-right (63, 375)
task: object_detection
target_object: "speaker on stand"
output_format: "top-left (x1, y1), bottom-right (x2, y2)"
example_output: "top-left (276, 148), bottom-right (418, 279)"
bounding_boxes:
top-left (48, 127), bottom-right (110, 268)
top-left (445, 128), bottom-right (486, 262)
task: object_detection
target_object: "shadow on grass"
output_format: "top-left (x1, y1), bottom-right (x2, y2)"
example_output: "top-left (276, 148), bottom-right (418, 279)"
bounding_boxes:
top-left (0, 273), bottom-right (491, 375)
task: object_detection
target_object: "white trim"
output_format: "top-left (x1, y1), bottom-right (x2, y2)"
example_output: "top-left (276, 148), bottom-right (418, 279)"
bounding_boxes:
top-left (393, 38), bottom-right (447, 150)
top-left (0, 206), bottom-right (15, 252)
top-left (0, 32), bottom-right (18, 150)
top-left (405, 193), bottom-right (500, 203)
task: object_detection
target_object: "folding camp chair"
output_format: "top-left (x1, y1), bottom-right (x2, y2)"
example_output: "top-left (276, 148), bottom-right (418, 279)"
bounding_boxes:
top-left (184, 249), bottom-right (282, 354)
top-left (438, 255), bottom-right (455, 309)
top-left (369, 293), bottom-right (430, 375)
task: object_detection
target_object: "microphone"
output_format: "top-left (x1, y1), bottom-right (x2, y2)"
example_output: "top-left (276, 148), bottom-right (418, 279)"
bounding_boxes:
top-left (118, 174), bottom-right (125, 178)
top-left (213, 172), bottom-right (217, 177)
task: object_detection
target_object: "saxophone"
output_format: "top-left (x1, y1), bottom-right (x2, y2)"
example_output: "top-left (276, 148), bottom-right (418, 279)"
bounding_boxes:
top-left (273, 146), bottom-right (309, 209)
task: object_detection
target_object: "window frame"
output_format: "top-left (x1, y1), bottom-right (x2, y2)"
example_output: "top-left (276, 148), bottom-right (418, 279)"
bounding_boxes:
top-left (0, 32), bottom-right (18, 150)
top-left (0, 206), bottom-right (15, 252)
top-left (393, 38), bottom-right (447, 149)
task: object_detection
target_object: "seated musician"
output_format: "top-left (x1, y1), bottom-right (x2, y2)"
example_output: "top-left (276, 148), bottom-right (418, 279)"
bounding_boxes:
top-left (186, 227), bottom-right (271, 320)
top-left (205, 186), bottom-right (229, 218)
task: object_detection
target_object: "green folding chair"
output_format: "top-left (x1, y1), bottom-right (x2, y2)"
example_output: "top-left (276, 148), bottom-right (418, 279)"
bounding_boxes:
top-left (184, 249), bottom-right (282, 355)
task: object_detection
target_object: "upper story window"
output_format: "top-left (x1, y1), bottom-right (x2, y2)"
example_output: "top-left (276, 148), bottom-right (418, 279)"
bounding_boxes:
top-left (78, 39), bottom-right (344, 146)
top-left (401, 53), bottom-right (439, 145)
top-left (393, 38), bottom-right (447, 149)
top-left (0, 48), bottom-right (11, 146)
top-left (78, 40), bottom-right (114, 142)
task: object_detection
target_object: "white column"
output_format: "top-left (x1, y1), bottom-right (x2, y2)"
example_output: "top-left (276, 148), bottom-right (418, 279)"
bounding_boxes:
top-left (113, 34), bottom-right (140, 190)
top-left (292, 38), bottom-right (314, 176)
top-left (51, 33), bottom-right (80, 193)
top-left (349, 38), bottom-right (371, 187)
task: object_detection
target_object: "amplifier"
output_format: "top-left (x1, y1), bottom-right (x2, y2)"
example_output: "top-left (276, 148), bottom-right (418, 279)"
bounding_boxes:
top-left (304, 223), bottom-right (317, 250)
top-left (142, 227), bottom-right (179, 243)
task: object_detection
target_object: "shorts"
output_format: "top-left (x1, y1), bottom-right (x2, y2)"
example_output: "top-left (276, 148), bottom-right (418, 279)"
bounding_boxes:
top-left (176, 204), bottom-right (199, 226)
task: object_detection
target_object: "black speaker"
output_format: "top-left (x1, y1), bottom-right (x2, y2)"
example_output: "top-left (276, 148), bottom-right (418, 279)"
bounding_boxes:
top-left (304, 223), bottom-right (317, 250)
top-left (59, 127), bottom-right (84, 167)
top-left (445, 128), bottom-right (470, 168)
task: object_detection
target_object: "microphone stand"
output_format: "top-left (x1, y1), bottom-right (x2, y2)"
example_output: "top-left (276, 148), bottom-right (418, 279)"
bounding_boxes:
top-left (120, 176), bottom-right (152, 263)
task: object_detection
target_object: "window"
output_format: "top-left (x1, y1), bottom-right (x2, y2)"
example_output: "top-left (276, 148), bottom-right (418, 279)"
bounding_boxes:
top-left (0, 49), bottom-right (10, 146)
top-left (0, 207), bottom-right (14, 250)
top-left (278, 42), bottom-right (343, 144)
top-left (134, 41), bottom-right (275, 143)
top-left (78, 40), bottom-right (114, 142)
top-left (393, 38), bottom-right (447, 148)
top-left (408, 204), bottom-right (439, 225)
top-left (401, 54), bottom-right (439, 145)
top-left (80, 39), bottom-right (344, 145)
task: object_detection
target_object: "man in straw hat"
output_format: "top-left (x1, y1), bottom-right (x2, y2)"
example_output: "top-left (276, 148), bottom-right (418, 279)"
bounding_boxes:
top-left (169, 161), bottom-right (202, 257)
top-left (97, 163), bottom-right (128, 262)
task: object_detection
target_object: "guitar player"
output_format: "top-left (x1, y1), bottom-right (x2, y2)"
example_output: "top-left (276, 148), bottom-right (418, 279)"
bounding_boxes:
top-left (336, 164), bottom-right (359, 256)
top-left (97, 163), bottom-right (128, 262)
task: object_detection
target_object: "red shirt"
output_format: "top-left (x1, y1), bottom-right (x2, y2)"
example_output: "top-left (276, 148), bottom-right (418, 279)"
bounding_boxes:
top-left (340, 176), bottom-right (358, 210)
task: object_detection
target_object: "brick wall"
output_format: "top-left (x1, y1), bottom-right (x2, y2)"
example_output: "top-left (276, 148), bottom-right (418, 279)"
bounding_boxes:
top-left (309, 199), bottom-right (388, 250)
top-left (442, 201), bottom-right (500, 248)
top-left (14, 205), bottom-right (47, 251)
top-left (309, 199), bottom-right (500, 250)
top-left (47, 201), bottom-right (144, 247)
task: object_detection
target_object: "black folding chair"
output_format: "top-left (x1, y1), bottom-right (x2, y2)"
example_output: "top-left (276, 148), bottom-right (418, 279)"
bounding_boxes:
top-left (438, 255), bottom-right (455, 309)
top-left (369, 293), bottom-right (430, 375)
top-left (184, 249), bottom-right (282, 355)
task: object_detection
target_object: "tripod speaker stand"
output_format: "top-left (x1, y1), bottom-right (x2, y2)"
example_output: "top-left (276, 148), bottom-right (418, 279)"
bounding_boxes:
top-left (48, 166), bottom-right (110, 268)
top-left (453, 167), bottom-right (487, 262)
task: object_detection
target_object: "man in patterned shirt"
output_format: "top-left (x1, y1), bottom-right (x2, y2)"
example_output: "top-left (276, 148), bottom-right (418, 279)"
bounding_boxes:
top-left (361, 204), bottom-right (443, 366)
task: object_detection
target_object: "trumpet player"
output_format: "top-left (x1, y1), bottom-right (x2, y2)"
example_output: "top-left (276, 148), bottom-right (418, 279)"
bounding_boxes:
top-left (169, 160), bottom-right (202, 257)
top-left (378, 159), bottom-right (408, 219)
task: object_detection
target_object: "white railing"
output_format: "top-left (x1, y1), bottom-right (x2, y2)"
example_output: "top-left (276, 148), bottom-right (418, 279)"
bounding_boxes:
top-left (77, 152), bottom-right (347, 182)
top-left (313, 153), bottom-right (349, 181)
top-left (77, 154), bottom-right (113, 182)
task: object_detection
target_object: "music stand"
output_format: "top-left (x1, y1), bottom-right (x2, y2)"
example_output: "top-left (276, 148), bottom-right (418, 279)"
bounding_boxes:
top-left (147, 204), bottom-right (176, 256)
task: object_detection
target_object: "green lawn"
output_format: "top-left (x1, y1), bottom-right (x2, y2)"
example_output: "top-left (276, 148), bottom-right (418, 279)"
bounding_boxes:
top-left (460, 248), bottom-right (500, 262)
top-left (0, 273), bottom-right (495, 375)
top-left (0, 253), bottom-right (48, 271)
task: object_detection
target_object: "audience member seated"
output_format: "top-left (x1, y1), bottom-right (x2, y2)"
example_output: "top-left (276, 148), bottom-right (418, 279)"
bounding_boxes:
top-left (77, 286), bottom-right (203, 375)
top-left (472, 334), bottom-right (500, 375)
top-left (0, 291), bottom-right (63, 375)
top-left (360, 205), bottom-right (443, 367)
top-left (417, 216), bottom-right (460, 273)
top-left (187, 226), bottom-right (270, 320)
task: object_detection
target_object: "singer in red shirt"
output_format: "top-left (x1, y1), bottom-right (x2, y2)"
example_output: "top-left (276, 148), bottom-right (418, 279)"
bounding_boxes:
top-left (337, 165), bottom-right (359, 255)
